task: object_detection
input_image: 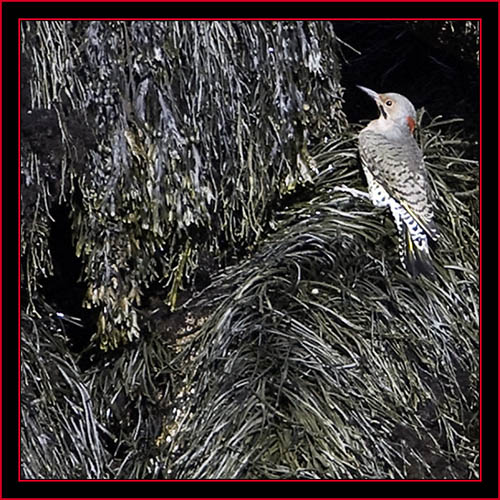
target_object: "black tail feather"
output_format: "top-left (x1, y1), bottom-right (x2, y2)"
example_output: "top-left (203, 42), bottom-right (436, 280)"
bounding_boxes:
top-left (401, 226), bottom-right (436, 280)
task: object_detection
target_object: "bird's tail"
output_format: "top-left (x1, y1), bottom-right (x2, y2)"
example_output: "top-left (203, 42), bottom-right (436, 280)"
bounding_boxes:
top-left (399, 226), bottom-right (435, 279)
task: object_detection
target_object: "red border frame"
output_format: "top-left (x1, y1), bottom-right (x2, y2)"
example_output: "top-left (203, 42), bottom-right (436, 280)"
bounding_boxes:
top-left (16, 16), bottom-right (482, 486)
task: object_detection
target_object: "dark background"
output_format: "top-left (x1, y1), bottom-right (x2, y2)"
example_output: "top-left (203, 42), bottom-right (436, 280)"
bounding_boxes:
top-left (4, 1), bottom-right (497, 498)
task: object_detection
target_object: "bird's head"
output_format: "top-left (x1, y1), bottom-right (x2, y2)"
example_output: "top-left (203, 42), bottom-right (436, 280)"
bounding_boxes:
top-left (357, 85), bottom-right (417, 134)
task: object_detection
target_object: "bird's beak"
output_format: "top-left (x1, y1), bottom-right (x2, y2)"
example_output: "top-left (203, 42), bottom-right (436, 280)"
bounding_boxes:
top-left (357, 85), bottom-right (387, 119)
top-left (357, 85), bottom-right (381, 103)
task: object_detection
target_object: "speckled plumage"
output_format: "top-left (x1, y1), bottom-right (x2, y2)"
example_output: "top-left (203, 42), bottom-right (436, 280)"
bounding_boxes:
top-left (357, 87), bottom-right (438, 277)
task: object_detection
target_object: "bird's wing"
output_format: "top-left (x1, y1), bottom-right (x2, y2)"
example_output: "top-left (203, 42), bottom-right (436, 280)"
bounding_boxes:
top-left (359, 129), bottom-right (438, 240)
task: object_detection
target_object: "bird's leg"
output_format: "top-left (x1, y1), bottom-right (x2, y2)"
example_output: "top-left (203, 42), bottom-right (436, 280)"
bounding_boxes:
top-left (333, 185), bottom-right (370, 200)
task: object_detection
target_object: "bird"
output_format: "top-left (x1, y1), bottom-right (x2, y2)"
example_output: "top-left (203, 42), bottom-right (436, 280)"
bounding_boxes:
top-left (337, 86), bottom-right (439, 278)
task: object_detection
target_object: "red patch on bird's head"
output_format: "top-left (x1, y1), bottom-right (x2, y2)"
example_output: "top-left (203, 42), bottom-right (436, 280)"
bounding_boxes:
top-left (406, 116), bottom-right (416, 134)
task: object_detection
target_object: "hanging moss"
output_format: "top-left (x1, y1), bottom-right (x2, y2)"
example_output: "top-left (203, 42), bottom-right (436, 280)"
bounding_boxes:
top-left (20, 300), bottom-right (111, 479)
top-left (21, 20), bottom-right (346, 349)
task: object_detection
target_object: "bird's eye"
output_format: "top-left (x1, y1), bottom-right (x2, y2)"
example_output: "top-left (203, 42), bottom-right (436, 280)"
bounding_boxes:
top-left (385, 100), bottom-right (393, 107)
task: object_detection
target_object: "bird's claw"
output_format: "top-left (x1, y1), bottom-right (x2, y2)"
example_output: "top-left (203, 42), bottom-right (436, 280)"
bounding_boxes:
top-left (333, 185), bottom-right (370, 200)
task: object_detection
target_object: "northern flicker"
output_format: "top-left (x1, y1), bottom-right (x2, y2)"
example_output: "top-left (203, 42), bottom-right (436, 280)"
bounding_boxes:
top-left (341, 86), bottom-right (438, 278)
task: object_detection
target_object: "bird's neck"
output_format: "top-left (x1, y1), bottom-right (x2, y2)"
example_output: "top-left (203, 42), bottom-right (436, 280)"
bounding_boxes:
top-left (367, 117), bottom-right (412, 140)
